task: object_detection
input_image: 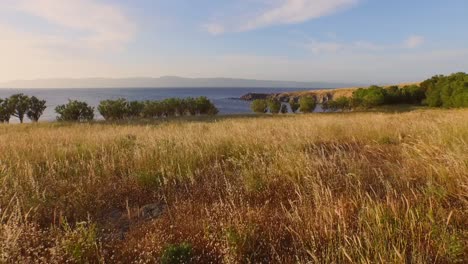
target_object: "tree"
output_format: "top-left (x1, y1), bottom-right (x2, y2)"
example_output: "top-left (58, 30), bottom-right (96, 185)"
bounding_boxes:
top-left (55, 100), bottom-right (94, 122)
top-left (328, 97), bottom-right (351, 112)
top-left (267, 99), bottom-right (281, 114)
top-left (126, 101), bottom-right (145, 119)
top-left (0, 98), bottom-right (14, 123)
top-left (27, 96), bottom-right (47, 122)
top-left (9, 93), bottom-right (30, 123)
top-left (142, 100), bottom-right (164, 118)
top-left (195, 96), bottom-right (218, 115)
top-left (289, 98), bottom-right (300, 113)
top-left (98, 99), bottom-right (128, 120)
top-left (299, 96), bottom-right (316, 113)
top-left (251, 99), bottom-right (267, 113)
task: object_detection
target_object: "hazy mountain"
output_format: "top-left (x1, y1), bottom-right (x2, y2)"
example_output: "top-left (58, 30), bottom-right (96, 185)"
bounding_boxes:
top-left (0, 76), bottom-right (355, 89)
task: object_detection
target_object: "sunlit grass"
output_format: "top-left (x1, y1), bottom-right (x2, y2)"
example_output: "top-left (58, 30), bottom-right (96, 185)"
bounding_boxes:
top-left (0, 109), bottom-right (467, 263)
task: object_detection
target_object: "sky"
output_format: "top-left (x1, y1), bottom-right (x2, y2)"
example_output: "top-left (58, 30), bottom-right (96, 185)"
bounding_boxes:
top-left (0, 0), bottom-right (467, 84)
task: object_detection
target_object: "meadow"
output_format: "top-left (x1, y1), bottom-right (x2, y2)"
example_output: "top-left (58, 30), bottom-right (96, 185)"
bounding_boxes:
top-left (0, 109), bottom-right (467, 263)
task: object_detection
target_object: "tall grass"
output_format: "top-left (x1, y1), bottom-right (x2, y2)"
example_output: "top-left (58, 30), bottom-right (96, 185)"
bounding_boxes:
top-left (0, 109), bottom-right (467, 263)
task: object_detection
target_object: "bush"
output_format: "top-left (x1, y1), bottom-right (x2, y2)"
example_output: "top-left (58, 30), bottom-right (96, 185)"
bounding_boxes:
top-left (196, 96), bottom-right (218, 115)
top-left (267, 99), bottom-right (281, 114)
top-left (142, 100), bottom-right (164, 118)
top-left (251, 99), bottom-right (267, 113)
top-left (55, 100), bottom-right (95, 122)
top-left (160, 243), bottom-right (192, 264)
top-left (299, 96), bottom-right (316, 113)
top-left (27, 96), bottom-right (47, 122)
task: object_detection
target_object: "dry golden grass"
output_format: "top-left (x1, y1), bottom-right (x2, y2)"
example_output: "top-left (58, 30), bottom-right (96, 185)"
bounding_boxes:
top-left (0, 109), bottom-right (467, 263)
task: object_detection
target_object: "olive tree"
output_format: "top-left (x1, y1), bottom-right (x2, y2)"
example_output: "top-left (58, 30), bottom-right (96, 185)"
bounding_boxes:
top-left (267, 99), bottom-right (281, 114)
top-left (299, 96), bottom-right (316, 113)
top-left (251, 99), bottom-right (267, 113)
top-left (9, 93), bottom-right (30, 123)
top-left (27, 96), bottom-right (47, 122)
top-left (0, 98), bottom-right (14, 123)
top-left (55, 100), bottom-right (94, 122)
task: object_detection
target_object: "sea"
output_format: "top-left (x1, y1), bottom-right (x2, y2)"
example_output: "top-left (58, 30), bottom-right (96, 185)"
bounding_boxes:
top-left (0, 87), bottom-right (314, 123)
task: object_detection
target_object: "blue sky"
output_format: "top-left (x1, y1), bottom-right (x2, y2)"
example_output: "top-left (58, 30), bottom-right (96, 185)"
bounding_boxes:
top-left (0, 0), bottom-right (467, 84)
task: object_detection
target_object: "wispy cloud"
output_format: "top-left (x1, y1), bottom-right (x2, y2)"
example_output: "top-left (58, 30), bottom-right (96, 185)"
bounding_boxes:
top-left (10, 0), bottom-right (135, 51)
top-left (404, 35), bottom-right (425, 48)
top-left (205, 0), bottom-right (359, 34)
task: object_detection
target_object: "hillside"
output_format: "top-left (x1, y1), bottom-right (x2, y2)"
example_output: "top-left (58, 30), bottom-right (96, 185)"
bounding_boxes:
top-left (1, 109), bottom-right (466, 263)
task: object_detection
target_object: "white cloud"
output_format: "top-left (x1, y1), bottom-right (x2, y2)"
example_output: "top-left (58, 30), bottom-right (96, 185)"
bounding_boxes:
top-left (205, 0), bottom-right (359, 34)
top-left (405, 35), bottom-right (425, 48)
top-left (11, 0), bottom-right (135, 51)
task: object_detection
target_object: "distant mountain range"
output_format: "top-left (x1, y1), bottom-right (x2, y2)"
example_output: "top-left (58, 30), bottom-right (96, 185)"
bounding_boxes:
top-left (0, 76), bottom-right (356, 89)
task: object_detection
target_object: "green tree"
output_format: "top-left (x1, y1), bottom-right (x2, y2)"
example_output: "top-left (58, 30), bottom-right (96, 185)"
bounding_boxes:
top-left (27, 96), bottom-right (47, 122)
top-left (289, 98), bottom-right (300, 113)
top-left (55, 100), bottom-right (94, 122)
top-left (142, 101), bottom-right (164, 118)
top-left (9, 93), bottom-right (31, 123)
top-left (251, 99), bottom-right (267, 113)
top-left (0, 98), bottom-right (14, 123)
top-left (98, 99), bottom-right (128, 120)
top-left (126, 101), bottom-right (145, 119)
top-left (267, 99), bottom-right (281, 114)
top-left (299, 96), bottom-right (316, 113)
top-left (195, 96), bottom-right (218, 115)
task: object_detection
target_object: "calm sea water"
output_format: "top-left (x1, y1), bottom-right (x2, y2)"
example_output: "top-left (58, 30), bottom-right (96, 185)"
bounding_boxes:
top-left (0, 87), bottom-right (314, 122)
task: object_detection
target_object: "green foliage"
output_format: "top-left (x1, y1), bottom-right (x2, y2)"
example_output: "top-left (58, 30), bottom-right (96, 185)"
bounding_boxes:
top-left (126, 101), bottom-right (145, 119)
top-left (60, 221), bottom-right (101, 263)
top-left (142, 100), bottom-right (164, 118)
top-left (9, 93), bottom-right (31, 123)
top-left (0, 98), bottom-right (14, 123)
top-left (55, 100), bottom-right (95, 122)
top-left (160, 243), bottom-right (193, 264)
top-left (195, 96), bottom-right (219, 115)
top-left (98, 99), bottom-right (128, 120)
top-left (326, 96), bottom-right (351, 112)
top-left (27, 96), bottom-right (47, 122)
top-left (267, 99), bottom-right (281, 114)
top-left (289, 98), bottom-right (300, 113)
top-left (423, 72), bottom-right (468, 108)
top-left (299, 96), bottom-right (316, 113)
top-left (250, 99), bottom-right (267, 113)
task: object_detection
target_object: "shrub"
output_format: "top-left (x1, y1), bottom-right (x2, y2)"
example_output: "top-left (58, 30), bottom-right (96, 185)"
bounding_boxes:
top-left (424, 72), bottom-right (468, 108)
top-left (267, 99), bottom-right (281, 114)
top-left (160, 243), bottom-right (193, 264)
top-left (27, 96), bottom-right (47, 122)
top-left (55, 100), bottom-right (95, 122)
top-left (299, 96), bottom-right (316, 113)
top-left (251, 99), bottom-right (267, 113)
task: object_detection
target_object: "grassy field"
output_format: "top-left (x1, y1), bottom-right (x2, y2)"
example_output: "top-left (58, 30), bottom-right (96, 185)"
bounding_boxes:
top-left (0, 109), bottom-right (467, 263)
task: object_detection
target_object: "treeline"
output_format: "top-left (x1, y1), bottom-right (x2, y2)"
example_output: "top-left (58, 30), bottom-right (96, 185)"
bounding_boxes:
top-left (251, 72), bottom-right (467, 113)
top-left (251, 97), bottom-right (317, 114)
top-left (1, 96), bottom-right (218, 123)
top-left (326, 72), bottom-right (467, 111)
top-left (0, 94), bottom-right (47, 123)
